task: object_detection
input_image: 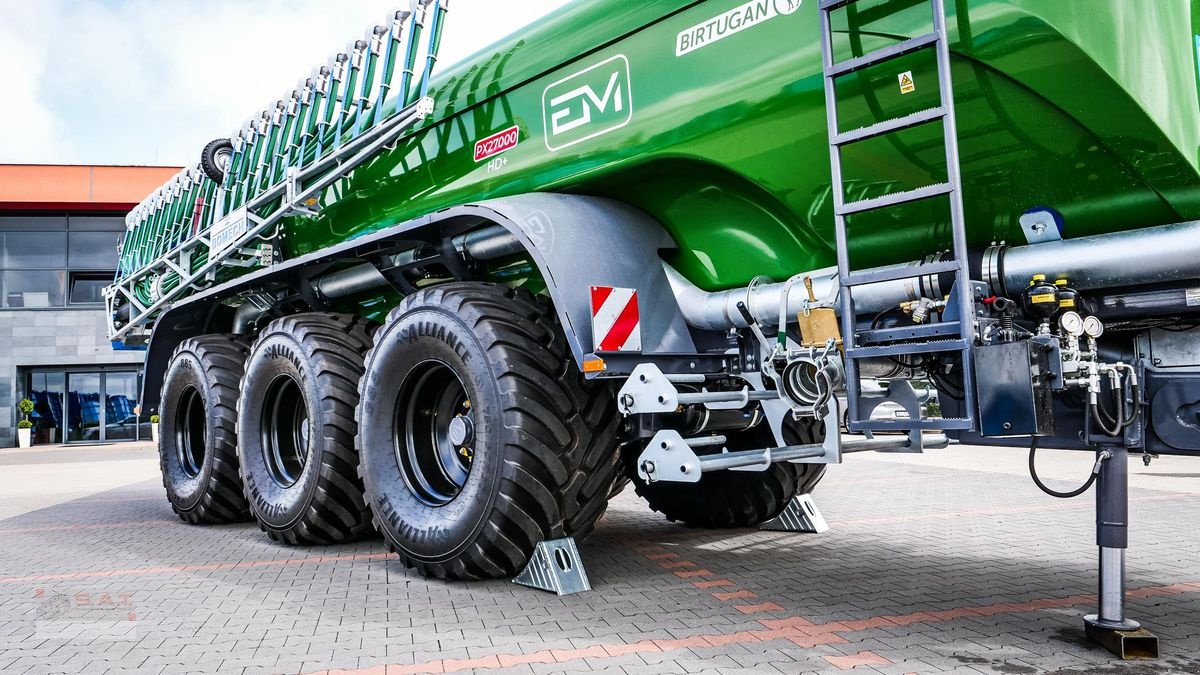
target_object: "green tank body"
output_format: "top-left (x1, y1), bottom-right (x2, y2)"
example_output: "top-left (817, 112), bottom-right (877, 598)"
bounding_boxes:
top-left (286, 0), bottom-right (1200, 291)
top-left (115, 0), bottom-right (1200, 313)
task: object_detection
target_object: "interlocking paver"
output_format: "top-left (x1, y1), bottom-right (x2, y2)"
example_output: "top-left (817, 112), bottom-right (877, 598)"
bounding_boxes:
top-left (2, 445), bottom-right (1200, 674)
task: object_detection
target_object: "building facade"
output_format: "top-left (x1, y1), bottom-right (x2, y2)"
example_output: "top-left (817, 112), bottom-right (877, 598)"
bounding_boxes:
top-left (0, 165), bottom-right (179, 447)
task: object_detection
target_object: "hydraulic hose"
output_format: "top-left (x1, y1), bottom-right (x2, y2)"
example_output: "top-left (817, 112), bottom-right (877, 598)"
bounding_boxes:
top-left (1091, 369), bottom-right (1141, 437)
top-left (1028, 437), bottom-right (1110, 499)
top-left (1091, 398), bottom-right (1123, 437)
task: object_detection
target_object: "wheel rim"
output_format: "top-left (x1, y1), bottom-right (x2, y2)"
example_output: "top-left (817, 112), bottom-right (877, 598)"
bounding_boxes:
top-left (261, 375), bottom-right (310, 488)
top-left (175, 386), bottom-right (207, 478)
top-left (394, 360), bottom-right (474, 507)
top-left (215, 147), bottom-right (232, 172)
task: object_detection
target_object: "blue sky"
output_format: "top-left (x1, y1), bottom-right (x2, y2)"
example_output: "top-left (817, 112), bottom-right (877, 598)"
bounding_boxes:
top-left (0, 1), bottom-right (570, 166)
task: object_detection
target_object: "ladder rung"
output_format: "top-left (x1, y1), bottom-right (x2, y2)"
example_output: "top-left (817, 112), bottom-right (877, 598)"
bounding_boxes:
top-left (857, 322), bottom-right (961, 344)
top-left (843, 259), bottom-right (962, 286)
top-left (832, 107), bottom-right (946, 146)
top-left (827, 31), bottom-right (940, 78)
top-left (838, 182), bottom-right (953, 216)
top-left (850, 418), bottom-right (974, 431)
top-left (846, 339), bottom-right (967, 359)
top-left (819, 0), bottom-right (860, 9)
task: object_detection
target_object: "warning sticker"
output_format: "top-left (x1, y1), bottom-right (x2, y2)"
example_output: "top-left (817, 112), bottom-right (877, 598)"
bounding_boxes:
top-left (898, 71), bottom-right (915, 94)
top-left (1186, 288), bottom-right (1200, 307)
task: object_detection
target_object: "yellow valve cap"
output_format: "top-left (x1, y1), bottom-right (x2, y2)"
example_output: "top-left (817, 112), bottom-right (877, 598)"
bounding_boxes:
top-left (1055, 279), bottom-right (1069, 286)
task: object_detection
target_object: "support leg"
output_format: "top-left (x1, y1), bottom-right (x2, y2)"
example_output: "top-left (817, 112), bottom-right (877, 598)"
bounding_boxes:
top-left (1083, 450), bottom-right (1159, 659)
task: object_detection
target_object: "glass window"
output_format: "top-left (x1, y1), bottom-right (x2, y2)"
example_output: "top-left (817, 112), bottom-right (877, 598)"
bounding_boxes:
top-left (68, 373), bottom-right (103, 443)
top-left (0, 216), bottom-right (66, 231)
top-left (68, 231), bottom-right (122, 269)
top-left (104, 372), bottom-right (145, 442)
top-left (69, 271), bottom-right (112, 304)
top-left (3, 270), bottom-right (65, 307)
top-left (68, 216), bottom-right (126, 231)
top-left (1, 231), bottom-right (67, 269)
top-left (27, 371), bottom-right (66, 445)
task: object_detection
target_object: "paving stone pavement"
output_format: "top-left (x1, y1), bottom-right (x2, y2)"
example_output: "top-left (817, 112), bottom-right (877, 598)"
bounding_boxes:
top-left (1, 444), bottom-right (1198, 674)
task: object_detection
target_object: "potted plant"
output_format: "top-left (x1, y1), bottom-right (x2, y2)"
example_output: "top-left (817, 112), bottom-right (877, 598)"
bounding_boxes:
top-left (150, 414), bottom-right (160, 443)
top-left (17, 399), bottom-right (34, 448)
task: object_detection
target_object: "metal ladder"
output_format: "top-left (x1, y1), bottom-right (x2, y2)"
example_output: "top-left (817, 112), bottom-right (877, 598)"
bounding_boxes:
top-left (818, 0), bottom-right (976, 435)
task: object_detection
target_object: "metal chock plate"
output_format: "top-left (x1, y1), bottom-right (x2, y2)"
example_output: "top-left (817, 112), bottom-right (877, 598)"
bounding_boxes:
top-left (512, 537), bottom-right (590, 596)
top-left (760, 494), bottom-right (829, 534)
top-left (1084, 617), bottom-right (1159, 660)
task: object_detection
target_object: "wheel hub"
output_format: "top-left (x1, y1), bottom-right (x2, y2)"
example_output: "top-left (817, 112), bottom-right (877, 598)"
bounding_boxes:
top-left (394, 361), bottom-right (475, 507)
top-left (261, 374), bottom-right (310, 488)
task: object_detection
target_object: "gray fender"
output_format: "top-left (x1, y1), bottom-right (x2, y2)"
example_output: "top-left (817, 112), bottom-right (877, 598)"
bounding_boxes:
top-left (138, 193), bottom-right (695, 412)
top-left (457, 194), bottom-right (696, 366)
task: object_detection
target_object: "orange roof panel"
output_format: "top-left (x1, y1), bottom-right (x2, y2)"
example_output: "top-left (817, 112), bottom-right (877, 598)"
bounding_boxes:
top-left (0, 164), bottom-right (181, 210)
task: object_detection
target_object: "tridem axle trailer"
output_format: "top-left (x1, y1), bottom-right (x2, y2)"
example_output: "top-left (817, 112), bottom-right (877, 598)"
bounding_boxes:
top-left (107, 0), bottom-right (1199, 656)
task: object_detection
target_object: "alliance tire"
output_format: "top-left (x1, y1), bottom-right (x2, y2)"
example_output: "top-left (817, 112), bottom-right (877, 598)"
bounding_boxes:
top-left (236, 313), bottom-right (375, 545)
top-left (357, 282), bottom-right (622, 579)
top-left (631, 418), bottom-right (826, 528)
top-left (158, 335), bottom-right (251, 524)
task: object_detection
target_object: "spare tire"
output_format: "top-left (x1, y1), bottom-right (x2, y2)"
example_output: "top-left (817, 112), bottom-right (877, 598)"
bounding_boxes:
top-left (236, 313), bottom-right (375, 545)
top-left (200, 138), bottom-right (234, 184)
top-left (158, 335), bottom-right (251, 524)
top-left (357, 283), bottom-right (623, 580)
top-left (630, 417), bottom-right (826, 529)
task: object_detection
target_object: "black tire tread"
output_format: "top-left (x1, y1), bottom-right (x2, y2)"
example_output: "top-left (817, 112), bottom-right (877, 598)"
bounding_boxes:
top-left (243, 313), bottom-right (376, 545)
top-left (160, 334), bottom-right (251, 524)
top-left (359, 282), bottom-right (623, 579)
top-left (199, 138), bottom-right (232, 184)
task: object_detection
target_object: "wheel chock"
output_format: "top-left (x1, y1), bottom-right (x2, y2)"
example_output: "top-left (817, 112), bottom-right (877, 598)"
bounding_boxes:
top-left (760, 494), bottom-right (829, 533)
top-left (513, 537), bottom-right (590, 595)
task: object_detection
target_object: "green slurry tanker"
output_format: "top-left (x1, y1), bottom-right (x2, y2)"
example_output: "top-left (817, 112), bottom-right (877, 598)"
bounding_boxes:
top-left (108, 0), bottom-right (1199, 644)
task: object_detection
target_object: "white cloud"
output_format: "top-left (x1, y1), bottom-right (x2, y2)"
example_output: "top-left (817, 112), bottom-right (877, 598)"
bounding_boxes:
top-left (0, 0), bottom-right (571, 166)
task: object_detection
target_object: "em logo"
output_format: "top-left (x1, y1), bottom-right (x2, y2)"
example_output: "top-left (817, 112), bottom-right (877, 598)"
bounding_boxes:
top-left (542, 55), bottom-right (633, 151)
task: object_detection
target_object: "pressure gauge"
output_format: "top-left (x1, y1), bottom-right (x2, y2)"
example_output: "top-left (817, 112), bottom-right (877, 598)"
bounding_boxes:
top-left (1083, 315), bottom-right (1105, 339)
top-left (1059, 310), bottom-right (1084, 336)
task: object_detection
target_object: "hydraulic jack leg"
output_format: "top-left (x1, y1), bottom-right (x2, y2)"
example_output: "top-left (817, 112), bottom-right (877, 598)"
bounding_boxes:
top-left (1083, 450), bottom-right (1159, 659)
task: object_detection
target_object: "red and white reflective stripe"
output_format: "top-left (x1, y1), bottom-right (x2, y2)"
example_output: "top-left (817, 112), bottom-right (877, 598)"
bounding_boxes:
top-left (590, 286), bottom-right (641, 352)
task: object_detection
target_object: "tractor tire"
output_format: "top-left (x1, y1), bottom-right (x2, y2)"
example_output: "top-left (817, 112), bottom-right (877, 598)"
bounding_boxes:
top-left (631, 417), bottom-right (826, 529)
top-left (357, 282), bottom-right (622, 580)
top-left (200, 138), bottom-right (234, 184)
top-left (158, 335), bottom-right (251, 524)
top-left (236, 314), bottom-right (376, 545)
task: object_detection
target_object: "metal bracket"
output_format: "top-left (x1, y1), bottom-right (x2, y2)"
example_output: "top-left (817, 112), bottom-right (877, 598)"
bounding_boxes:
top-left (1019, 208), bottom-right (1064, 244)
top-left (285, 167), bottom-right (320, 217)
top-left (858, 380), bottom-right (925, 451)
top-left (512, 537), bottom-right (590, 596)
top-left (761, 494), bottom-right (829, 533)
top-left (617, 363), bottom-right (777, 415)
top-left (631, 400), bottom-right (948, 485)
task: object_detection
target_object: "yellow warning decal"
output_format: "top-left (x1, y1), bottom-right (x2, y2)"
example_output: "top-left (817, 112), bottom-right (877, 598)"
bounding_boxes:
top-left (898, 71), bottom-right (915, 94)
top-left (1030, 293), bottom-right (1057, 304)
top-left (1059, 299), bottom-right (1076, 308)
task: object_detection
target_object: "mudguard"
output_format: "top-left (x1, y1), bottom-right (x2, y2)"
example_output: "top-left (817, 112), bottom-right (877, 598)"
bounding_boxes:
top-left (139, 193), bottom-right (696, 413)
